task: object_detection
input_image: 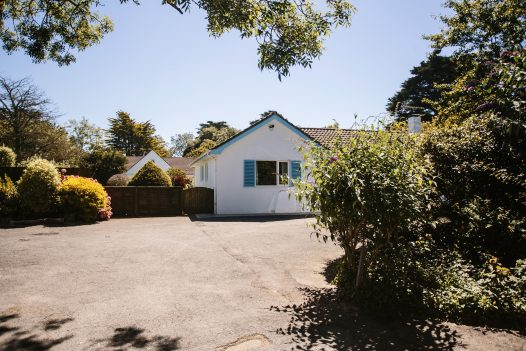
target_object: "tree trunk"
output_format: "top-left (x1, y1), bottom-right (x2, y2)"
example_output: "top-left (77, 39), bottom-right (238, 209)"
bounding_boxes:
top-left (355, 245), bottom-right (367, 288)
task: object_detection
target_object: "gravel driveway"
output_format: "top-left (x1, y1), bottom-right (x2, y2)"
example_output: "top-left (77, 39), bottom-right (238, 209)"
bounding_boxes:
top-left (0, 217), bottom-right (524, 350)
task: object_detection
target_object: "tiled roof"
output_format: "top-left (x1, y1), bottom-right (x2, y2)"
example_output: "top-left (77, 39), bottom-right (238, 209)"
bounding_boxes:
top-left (163, 157), bottom-right (196, 176)
top-left (300, 128), bottom-right (359, 148)
top-left (124, 156), bottom-right (143, 170)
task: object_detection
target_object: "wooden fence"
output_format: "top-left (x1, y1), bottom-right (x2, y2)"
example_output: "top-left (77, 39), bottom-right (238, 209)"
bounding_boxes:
top-left (105, 186), bottom-right (214, 217)
top-left (183, 187), bottom-right (214, 215)
top-left (105, 186), bottom-right (183, 217)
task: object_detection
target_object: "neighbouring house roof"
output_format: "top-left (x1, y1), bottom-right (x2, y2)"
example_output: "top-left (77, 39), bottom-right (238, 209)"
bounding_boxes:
top-left (125, 154), bottom-right (196, 176)
top-left (125, 156), bottom-right (144, 171)
top-left (299, 128), bottom-right (359, 148)
top-left (163, 157), bottom-right (196, 176)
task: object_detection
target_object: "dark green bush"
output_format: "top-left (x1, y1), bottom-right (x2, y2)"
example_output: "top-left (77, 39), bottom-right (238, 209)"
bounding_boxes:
top-left (81, 149), bottom-right (126, 184)
top-left (0, 146), bottom-right (16, 167)
top-left (128, 161), bottom-right (172, 186)
top-left (421, 115), bottom-right (526, 267)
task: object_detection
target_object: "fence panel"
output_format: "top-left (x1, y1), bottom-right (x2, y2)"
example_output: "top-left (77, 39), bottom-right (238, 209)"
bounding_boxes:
top-left (105, 187), bottom-right (183, 217)
top-left (183, 187), bottom-right (214, 214)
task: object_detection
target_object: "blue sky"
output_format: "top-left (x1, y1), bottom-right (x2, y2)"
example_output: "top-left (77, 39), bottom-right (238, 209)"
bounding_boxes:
top-left (1, 0), bottom-right (446, 141)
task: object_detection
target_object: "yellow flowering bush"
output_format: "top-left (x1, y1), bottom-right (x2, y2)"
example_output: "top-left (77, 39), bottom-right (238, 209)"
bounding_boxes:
top-left (59, 176), bottom-right (112, 222)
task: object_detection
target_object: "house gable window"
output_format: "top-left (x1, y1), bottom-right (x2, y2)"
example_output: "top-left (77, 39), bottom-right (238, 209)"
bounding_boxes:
top-left (256, 161), bottom-right (289, 186)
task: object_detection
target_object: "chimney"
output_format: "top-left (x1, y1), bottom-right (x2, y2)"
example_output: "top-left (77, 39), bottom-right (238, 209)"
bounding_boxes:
top-left (408, 116), bottom-right (422, 133)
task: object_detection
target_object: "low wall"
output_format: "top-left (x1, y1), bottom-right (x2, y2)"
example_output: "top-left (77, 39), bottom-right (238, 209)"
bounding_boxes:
top-left (105, 186), bottom-right (183, 217)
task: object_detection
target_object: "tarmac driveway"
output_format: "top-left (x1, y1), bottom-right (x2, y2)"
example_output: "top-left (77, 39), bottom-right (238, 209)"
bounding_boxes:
top-left (0, 217), bottom-right (524, 351)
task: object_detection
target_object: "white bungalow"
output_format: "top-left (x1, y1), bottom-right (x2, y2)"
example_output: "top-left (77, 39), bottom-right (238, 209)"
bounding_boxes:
top-left (191, 111), bottom-right (356, 215)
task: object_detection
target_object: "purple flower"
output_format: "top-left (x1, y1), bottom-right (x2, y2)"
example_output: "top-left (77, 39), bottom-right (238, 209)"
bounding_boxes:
top-left (329, 156), bottom-right (338, 163)
top-left (475, 102), bottom-right (497, 112)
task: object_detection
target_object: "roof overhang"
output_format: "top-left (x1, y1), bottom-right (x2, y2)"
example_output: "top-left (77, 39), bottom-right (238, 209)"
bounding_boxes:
top-left (191, 112), bottom-right (314, 166)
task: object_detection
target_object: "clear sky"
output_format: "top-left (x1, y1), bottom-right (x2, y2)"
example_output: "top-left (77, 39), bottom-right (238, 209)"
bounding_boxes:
top-left (1, 0), bottom-right (446, 141)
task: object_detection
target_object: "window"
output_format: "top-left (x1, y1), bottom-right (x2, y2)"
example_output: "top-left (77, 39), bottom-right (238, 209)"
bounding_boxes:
top-left (200, 163), bottom-right (209, 182)
top-left (256, 161), bottom-right (289, 186)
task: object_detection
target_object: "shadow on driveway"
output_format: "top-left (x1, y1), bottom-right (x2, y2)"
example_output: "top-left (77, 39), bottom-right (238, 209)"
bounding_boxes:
top-left (0, 313), bottom-right (73, 351)
top-left (270, 287), bottom-right (464, 350)
top-left (0, 313), bottom-right (181, 351)
top-left (189, 214), bottom-right (314, 222)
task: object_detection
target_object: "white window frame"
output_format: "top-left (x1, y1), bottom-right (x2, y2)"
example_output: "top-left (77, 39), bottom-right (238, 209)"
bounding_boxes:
top-left (255, 160), bottom-right (289, 187)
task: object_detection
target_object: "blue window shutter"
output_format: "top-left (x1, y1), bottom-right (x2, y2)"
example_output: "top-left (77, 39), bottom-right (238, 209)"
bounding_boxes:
top-left (243, 160), bottom-right (255, 187)
top-left (290, 160), bottom-right (301, 180)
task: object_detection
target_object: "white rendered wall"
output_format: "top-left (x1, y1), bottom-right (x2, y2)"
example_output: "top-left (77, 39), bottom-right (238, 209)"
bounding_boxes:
top-left (214, 120), bottom-right (308, 215)
top-left (194, 158), bottom-right (216, 189)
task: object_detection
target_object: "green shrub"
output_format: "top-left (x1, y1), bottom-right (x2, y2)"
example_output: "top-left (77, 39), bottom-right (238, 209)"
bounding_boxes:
top-left (0, 175), bottom-right (18, 218)
top-left (294, 129), bottom-right (435, 292)
top-left (81, 149), bottom-right (126, 184)
top-left (420, 115), bottom-right (526, 267)
top-left (59, 176), bottom-right (111, 222)
top-left (106, 173), bottom-right (130, 186)
top-left (166, 168), bottom-right (191, 188)
top-left (17, 158), bottom-right (61, 217)
top-left (128, 161), bottom-right (172, 186)
top-left (0, 146), bottom-right (16, 167)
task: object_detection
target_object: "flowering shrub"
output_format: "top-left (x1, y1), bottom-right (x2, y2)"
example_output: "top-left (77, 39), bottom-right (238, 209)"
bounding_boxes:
top-left (0, 146), bottom-right (16, 167)
top-left (0, 175), bottom-right (18, 218)
top-left (294, 129), bottom-right (435, 292)
top-left (128, 161), bottom-right (172, 187)
top-left (106, 173), bottom-right (130, 186)
top-left (59, 176), bottom-right (111, 222)
top-left (17, 158), bottom-right (61, 217)
top-left (166, 168), bottom-right (192, 188)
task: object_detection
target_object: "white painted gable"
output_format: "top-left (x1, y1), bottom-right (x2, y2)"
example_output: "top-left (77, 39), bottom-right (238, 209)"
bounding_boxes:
top-left (126, 150), bottom-right (171, 177)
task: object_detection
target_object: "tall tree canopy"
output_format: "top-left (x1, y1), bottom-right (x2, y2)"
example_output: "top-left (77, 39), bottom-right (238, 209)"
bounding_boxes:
top-left (66, 117), bottom-right (106, 152)
top-left (0, 76), bottom-right (81, 162)
top-left (425, 0), bottom-right (526, 123)
top-left (426, 0), bottom-right (526, 62)
top-left (106, 111), bottom-right (168, 156)
top-left (183, 120), bottom-right (239, 157)
top-left (387, 53), bottom-right (458, 122)
top-left (169, 132), bottom-right (194, 157)
top-left (1, 0), bottom-right (355, 78)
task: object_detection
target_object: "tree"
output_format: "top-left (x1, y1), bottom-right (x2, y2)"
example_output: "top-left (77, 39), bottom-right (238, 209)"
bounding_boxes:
top-left (66, 117), bottom-right (106, 152)
top-left (1, 0), bottom-right (355, 78)
top-left (183, 121), bottom-right (239, 157)
top-left (169, 133), bottom-right (194, 157)
top-left (387, 53), bottom-right (458, 122)
top-left (81, 148), bottom-right (127, 184)
top-left (0, 76), bottom-right (81, 163)
top-left (0, 76), bottom-right (55, 157)
top-left (426, 0), bottom-right (526, 62)
top-left (425, 0), bottom-right (526, 123)
top-left (106, 111), bottom-right (169, 156)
